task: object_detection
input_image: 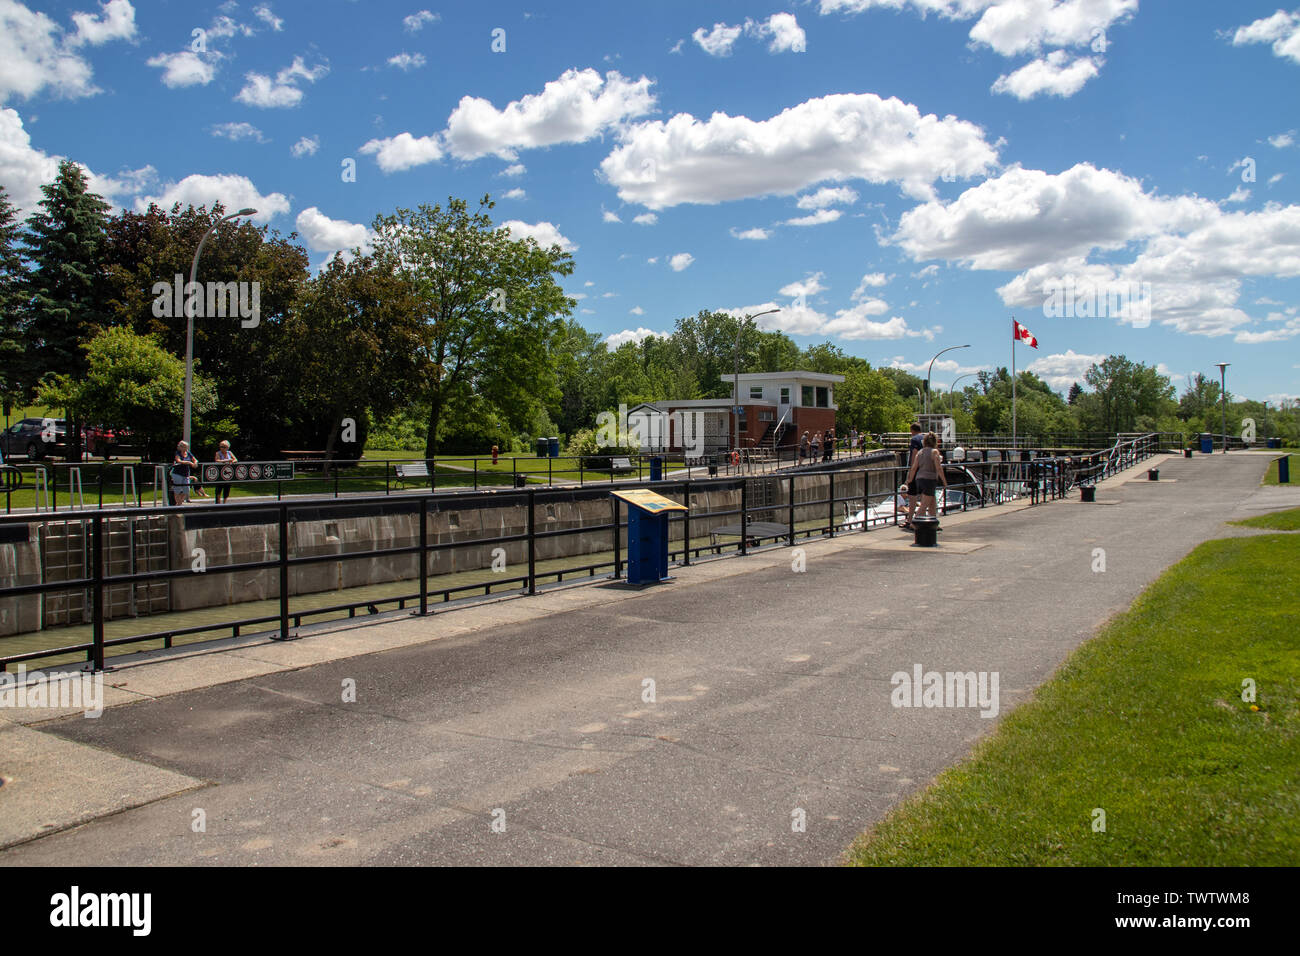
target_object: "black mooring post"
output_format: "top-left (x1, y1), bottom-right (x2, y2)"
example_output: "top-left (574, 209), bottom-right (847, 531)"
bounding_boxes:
top-left (90, 513), bottom-right (105, 672)
top-left (418, 496), bottom-right (429, 615)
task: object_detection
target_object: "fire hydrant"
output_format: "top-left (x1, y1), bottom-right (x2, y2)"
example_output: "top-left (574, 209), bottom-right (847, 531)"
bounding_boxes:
top-left (491, 445), bottom-right (499, 465)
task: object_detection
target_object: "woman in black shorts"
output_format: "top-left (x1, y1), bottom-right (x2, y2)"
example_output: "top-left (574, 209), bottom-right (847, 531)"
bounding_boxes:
top-left (905, 432), bottom-right (948, 524)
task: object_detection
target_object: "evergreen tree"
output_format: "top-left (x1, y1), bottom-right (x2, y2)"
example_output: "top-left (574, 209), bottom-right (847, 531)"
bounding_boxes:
top-left (0, 186), bottom-right (27, 414)
top-left (1067, 381), bottom-right (1082, 405)
top-left (22, 161), bottom-right (111, 398)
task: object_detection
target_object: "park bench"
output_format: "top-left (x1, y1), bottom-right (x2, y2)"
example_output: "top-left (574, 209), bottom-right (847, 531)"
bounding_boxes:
top-left (393, 461), bottom-right (430, 488)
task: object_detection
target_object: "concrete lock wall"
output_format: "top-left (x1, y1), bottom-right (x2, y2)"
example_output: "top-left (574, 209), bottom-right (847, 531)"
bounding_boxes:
top-left (0, 475), bottom-right (899, 639)
top-left (0, 526), bottom-right (43, 637)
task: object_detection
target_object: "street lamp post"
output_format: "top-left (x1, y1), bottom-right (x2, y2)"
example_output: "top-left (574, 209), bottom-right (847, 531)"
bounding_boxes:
top-left (925, 345), bottom-right (971, 416)
top-left (733, 309), bottom-right (780, 452)
top-left (1215, 362), bottom-right (1230, 454)
top-left (183, 207), bottom-right (257, 447)
top-left (948, 373), bottom-right (978, 414)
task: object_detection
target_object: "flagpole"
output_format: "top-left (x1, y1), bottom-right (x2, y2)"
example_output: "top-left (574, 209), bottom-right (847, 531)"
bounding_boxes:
top-left (1011, 317), bottom-right (1017, 449)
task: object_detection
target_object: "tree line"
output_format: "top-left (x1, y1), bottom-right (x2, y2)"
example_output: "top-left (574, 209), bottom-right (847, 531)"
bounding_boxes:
top-left (2, 161), bottom-right (1295, 461)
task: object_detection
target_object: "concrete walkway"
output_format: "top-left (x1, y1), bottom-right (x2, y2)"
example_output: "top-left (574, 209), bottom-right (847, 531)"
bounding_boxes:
top-left (0, 451), bottom-right (1291, 864)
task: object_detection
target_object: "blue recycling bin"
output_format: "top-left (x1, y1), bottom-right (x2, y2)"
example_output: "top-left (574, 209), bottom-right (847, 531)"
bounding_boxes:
top-left (1199, 434), bottom-right (1213, 454)
top-left (548, 436), bottom-right (560, 458)
top-left (649, 456), bottom-right (663, 481)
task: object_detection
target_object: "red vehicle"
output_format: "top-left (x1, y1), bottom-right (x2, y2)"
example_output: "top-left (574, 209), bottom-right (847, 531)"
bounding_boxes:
top-left (82, 424), bottom-right (133, 459)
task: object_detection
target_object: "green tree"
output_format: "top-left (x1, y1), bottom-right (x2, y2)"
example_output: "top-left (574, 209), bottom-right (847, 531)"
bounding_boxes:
top-left (0, 186), bottom-right (27, 414)
top-left (36, 327), bottom-right (226, 458)
top-left (278, 251), bottom-right (428, 465)
top-left (22, 162), bottom-right (111, 383)
top-left (103, 202), bottom-right (311, 456)
top-left (22, 161), bottom-right (112, 456)
top-left (1082, 355), bottom-right (1174, 433)
top-left (369, 196), bottom-right (574, 456)
top-left (836, 365), bottom-right (912, 434)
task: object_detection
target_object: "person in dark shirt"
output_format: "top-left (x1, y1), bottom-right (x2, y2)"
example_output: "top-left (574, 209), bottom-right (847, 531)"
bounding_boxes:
top-left (903, 423), bottom-right (924, 529)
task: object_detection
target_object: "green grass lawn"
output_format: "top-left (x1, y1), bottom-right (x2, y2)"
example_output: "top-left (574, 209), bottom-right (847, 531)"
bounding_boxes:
top-left (1231, 506), bottom-right (1300, 531)
top-left (846, 530), bottom-right (1300, 866)
top-left (1264, 454), bottom-right (1295, 486)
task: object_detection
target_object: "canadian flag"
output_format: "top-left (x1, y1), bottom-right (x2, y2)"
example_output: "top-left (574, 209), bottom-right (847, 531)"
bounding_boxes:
top-left (1013, 319), bottom-right (1038, 348)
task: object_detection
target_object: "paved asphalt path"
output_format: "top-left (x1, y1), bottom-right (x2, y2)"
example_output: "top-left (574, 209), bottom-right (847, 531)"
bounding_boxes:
top-left (2, 452), bottom-right (1287, 865)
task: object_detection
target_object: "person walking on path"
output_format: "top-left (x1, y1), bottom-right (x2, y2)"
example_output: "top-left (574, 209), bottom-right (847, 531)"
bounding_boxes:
top-left (905, 432), bottom-right (948, 527)
top-left (824, 428), bottom-right (835, 462)
top-left (213, 440), bottom-right (237, 503)
top-left (811, 432), bottom-right (821, 462)
top-left (903, 423), bottom-right (924, 528)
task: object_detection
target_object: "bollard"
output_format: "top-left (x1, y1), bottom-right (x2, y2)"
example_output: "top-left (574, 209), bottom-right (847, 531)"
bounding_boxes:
top-left (1080, 485), bottom-right (1096, 502)
top-left (912, 515), bottom-right (939, 547)
top-left (1148, 468), bottom-right (1159, 481)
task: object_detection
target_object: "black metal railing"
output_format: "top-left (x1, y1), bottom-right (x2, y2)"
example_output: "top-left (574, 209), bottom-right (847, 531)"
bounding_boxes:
top-left (0, 435), bottom-right (1164, 672)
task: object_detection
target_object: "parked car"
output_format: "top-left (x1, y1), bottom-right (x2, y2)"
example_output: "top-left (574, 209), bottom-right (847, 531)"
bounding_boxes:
top-left (0, 418), bottom-right (67, 460)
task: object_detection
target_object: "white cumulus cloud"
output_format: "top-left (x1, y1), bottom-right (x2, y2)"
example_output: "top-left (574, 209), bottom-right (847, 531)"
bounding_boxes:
top-left (1231, 9), bottom-right (1300, 65)
top-left (359, 132), bottom-right (443, 172)
top-left (147, 50), bottom-right (218, 88)
top-left (669, 252), bottom-right (694, 271)
top-left (136, 173), bottom-right (289, 223)
top-left (501, 219), bottom-right (577, 252)
top-left (295, 206), bottom-right (373, 253)
top-left (444, 68), bottom-right (655, 160)
top-left (991, 51), bottom-right (1100, 99)
top-left (601, 91), bottom-right (998, 209)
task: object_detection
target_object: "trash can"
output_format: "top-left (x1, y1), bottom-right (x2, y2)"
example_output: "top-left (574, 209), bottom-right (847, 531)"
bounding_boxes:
top-left (548, 437), bottom-right (560, 458)
top-left (1080, 485), bottom-right (1096, 502)
top-left (1267, 438), bottom-right (1282, 449)
top-left (1200, 434), bottom-right (1213, 454)
top-left (514, 475), bottom-right (526, 488)
top-left (912, 515), bottom-right (939, 547)
top-left (537, 438), bottom-right (548, 458)
top-left (649, 456), bottom-right (663, 481)
top-left (1183, 447), bottom-right (1193, 458)
top-left (1148, 468), bottom-right (1159, 481)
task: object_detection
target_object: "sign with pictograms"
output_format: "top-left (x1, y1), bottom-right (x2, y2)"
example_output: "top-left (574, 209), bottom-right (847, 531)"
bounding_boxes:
top-left (200, 462), bottom-right (295, 483)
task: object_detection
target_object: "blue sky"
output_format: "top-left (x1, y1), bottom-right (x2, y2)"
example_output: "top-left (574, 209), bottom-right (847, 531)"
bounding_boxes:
top-left (4, 0), bottom-right (1299, 403)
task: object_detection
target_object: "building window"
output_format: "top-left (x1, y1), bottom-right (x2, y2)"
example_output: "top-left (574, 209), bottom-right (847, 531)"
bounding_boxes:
top-left (780, 386), bottom-right (790, 404)
top-left (816, 387), bottom-right (829, 408)
top-left (759, 410), bottom-right (774, 422)
top-left (749, 385), bottom-right (763, 400)
top-left (802, 385), bottom-right (814, 406)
